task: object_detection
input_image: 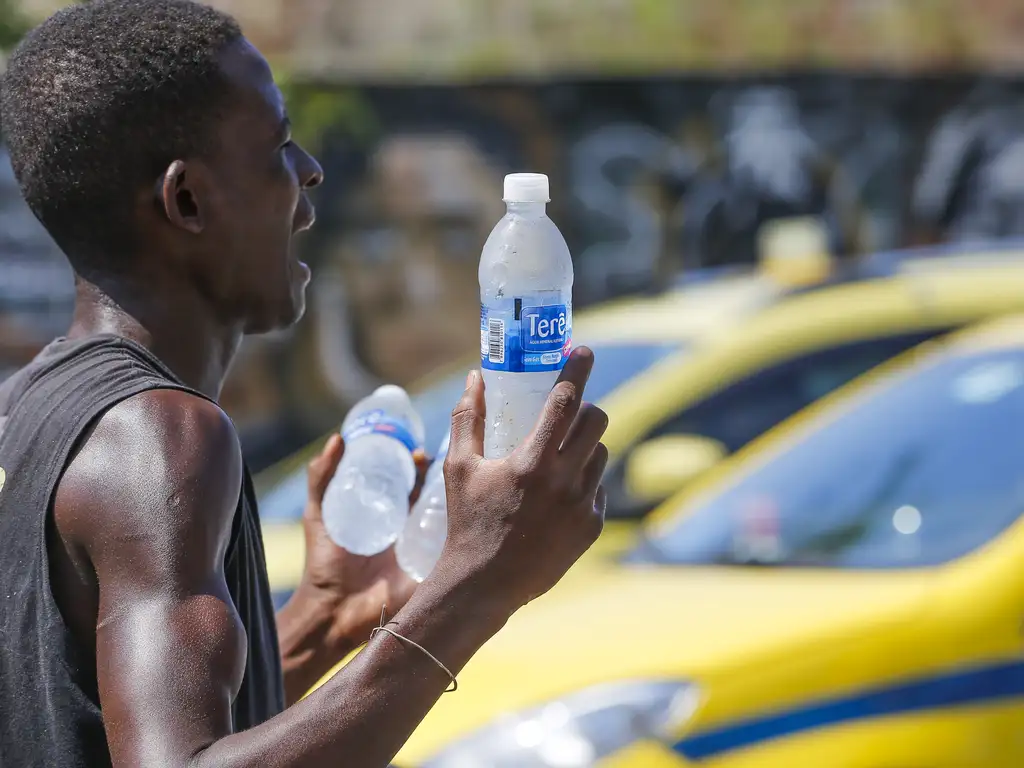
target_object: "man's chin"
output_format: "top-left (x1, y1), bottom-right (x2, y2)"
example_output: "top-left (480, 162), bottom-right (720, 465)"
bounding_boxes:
top-left (243, 292), bottom-right (307, 335)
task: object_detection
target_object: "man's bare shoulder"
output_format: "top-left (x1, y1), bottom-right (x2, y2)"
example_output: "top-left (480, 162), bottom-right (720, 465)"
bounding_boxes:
top-left (55, 388), bottom-right (243, 567)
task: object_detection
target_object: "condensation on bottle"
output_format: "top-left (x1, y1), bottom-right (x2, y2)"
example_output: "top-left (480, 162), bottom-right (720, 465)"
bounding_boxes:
top-left (321, 385), bottom-right (425, 556)
top-left (395, 431), bottom-right (450, 583)
top-left (479, 173), bottom-right (574, 459)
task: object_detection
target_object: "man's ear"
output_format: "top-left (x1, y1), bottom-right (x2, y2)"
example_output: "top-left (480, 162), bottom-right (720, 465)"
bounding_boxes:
top-left (157, 160), bottom-right (205, 234)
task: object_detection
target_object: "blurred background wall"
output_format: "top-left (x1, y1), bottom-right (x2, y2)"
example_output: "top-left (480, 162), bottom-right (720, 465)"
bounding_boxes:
top-left (2, 0), bottom-right (1024, 470)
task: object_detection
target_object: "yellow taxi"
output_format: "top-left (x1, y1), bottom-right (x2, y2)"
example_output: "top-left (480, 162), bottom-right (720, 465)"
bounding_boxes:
top-left (395, 313), bottom-right (1024, 768)
top-left (259, 247), bottom-right (1024, 603)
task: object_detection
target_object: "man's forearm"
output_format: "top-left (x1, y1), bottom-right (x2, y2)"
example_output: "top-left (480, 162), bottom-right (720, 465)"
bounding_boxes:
top-left (197, 572), bottom-right (508, 768)
top-left (276, 583), bottom-right (357, 705)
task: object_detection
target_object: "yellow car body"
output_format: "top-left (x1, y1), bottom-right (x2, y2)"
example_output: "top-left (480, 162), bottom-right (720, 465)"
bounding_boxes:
top-left (260, 249), bottom-right (1024, 598)
top-left (394, 314), bottom-right (1024, 768)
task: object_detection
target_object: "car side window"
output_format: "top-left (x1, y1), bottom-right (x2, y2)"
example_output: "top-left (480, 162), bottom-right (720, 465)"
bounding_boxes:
top-left (605, 329), bottom-right (949, 519)
top-left (648, 330), bottom-right (947, 452)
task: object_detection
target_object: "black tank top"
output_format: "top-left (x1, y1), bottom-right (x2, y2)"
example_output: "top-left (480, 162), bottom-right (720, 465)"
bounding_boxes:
top-left (0, 335), bottom-right (284, 767)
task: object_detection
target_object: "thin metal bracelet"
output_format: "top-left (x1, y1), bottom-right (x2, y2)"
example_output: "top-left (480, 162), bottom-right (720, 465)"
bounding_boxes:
top-left (370, 606), bottom-right (458, 693)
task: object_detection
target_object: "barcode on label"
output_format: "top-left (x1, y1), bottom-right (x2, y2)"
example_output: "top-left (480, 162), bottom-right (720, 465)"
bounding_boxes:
top-left (487, 318), bottom-right (505, 364)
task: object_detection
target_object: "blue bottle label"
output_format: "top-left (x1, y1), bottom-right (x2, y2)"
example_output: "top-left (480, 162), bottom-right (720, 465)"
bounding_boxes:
top-left (342, 409), bottom-right (419, 452)
top-left (480, 294), bottom-right (572, 373)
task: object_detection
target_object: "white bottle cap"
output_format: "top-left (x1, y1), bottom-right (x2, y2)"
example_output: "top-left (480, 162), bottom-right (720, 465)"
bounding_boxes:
top-left (373, 384), bottom-right (408, 400)
top-left (503, 173), bottom-right (550, 203)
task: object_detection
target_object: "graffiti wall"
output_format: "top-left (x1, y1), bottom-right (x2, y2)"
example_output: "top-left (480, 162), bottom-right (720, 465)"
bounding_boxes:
top-left (2, 74), bottom-right (1024, 469)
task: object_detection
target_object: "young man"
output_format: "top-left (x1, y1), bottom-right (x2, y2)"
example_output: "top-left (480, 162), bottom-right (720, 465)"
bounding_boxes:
top-left (0, 2), bottom-right (609, 766)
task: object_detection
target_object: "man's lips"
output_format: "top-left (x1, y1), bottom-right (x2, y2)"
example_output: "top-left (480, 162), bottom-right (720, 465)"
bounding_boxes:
top-left (291, 195), bottom-right (315, 283)
top-left (296, 260), bottom-right (312, 280)
top-left (294, 196), bottom-right (316, 233)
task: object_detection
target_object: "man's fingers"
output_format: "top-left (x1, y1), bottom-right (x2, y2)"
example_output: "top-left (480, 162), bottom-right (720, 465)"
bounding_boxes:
top-left (594, 484), bottom-right (608, 519)
top-left (558, 403), bottom-right (609, 471)
top-left (306, 434), bottom-right (345, 517)
top-left (580, 442), bottom-right (609, 500)
top-left (409, 449), bottom-right (430, 506)
top-left (448, 369), bottom-right (485, 461)
top-left (524, 347), bottom-right (595, 461)
top-left (413, 448), bottom-right (430, 477)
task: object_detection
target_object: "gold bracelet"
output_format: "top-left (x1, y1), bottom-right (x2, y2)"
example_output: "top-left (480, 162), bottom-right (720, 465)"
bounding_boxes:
top-left (370, 606), bottom-right (458, 693)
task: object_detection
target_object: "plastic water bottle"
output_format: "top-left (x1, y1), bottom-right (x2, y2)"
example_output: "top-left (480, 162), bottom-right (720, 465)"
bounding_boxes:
top-left (479, 173), bottom-right (573, 458)
top-left (322, 385), bottom-right (425, 556)
top-left (395, 431), bottom-right (451, 582)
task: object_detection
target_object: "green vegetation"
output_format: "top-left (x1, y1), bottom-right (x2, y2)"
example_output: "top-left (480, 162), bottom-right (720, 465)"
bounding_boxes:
top-left (274, 69), bottom-right (379, 155)
top-left (6, 0), bottom-right (1017, 79)
top-left (0, 0), bottom-right (30, 54)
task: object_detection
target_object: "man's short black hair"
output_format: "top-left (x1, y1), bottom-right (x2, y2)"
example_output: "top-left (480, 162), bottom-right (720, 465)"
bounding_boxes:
top-left (0, 0), bottom-right (243, 274)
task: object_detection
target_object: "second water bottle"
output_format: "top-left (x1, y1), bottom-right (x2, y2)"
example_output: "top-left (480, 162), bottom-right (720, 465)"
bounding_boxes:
top-left (321, 385), bottom-right (425, 556)
top-left (396, 431), bottom-right (450, 582)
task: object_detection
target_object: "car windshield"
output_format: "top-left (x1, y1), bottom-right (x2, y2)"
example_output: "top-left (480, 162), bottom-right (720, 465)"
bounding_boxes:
top-left (259, 341), bottom-right (682, 522)
top-left (635, 347), bottom-right (1024, 569)
top-left (413, 340), bottom-right (682, 453)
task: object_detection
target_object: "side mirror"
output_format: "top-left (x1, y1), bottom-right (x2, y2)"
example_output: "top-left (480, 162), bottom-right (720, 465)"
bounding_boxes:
top-left (624, 434), bottom-right (728, 503)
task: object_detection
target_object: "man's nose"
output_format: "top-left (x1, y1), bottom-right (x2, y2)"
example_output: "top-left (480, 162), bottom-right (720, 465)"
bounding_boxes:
top-left (297, 145), bottom-right (324, 189)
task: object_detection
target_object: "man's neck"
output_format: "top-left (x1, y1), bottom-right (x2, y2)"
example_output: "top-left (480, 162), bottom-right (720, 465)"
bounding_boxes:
top-left (67, 275), bottom-right (242, 401)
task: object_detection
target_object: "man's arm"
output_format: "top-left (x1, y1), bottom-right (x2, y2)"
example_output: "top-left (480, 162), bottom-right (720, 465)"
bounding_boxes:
top-left (57, 350), bottom-right (607, 767)
top-left (274, 435), bottom-right (423, 706)
top-left (55, 389), bottom-right (246, 763)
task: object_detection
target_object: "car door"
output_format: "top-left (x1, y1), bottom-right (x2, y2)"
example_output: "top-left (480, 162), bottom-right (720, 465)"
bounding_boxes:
top-left (604, 329), bottom-right (950, 519)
